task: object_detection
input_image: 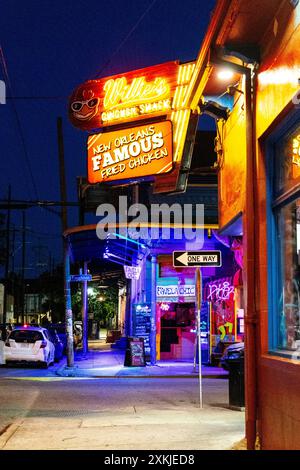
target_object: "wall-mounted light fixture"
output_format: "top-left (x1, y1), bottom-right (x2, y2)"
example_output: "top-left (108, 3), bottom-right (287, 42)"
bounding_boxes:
top-left (217, 68), bottom-right (234, 81)
top-left (199, 99), bottom-right (229, 121)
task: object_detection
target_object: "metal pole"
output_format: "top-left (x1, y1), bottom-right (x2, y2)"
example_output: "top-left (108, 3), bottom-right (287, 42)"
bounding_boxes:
top-left (64, 237), bottom-right (74, 367)
top-left (125, 280), bottom-right (131, 336)
top-left (21, 211), bottom-right (26, 324)
top-left (150, 255), bottom-right (157, 365)
top-left (2, 185), bottom-right (11, 339)
top-left (81, 261), bottom-right (88, 355)
top-left (57, 117), bottom-right (68, 233)
top-left (195, 267), bottom-right (203, 409)
top-left (11, 227), bottom-right (15, 322)
top-left (244, 67), bottom-right (257, 450)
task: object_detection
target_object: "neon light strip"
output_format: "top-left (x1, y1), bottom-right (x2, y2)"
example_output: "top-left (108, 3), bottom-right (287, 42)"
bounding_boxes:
top-left (178, 86), bottom-right (187, 106)
top-left (172, 87), bottom-right (181, 109)
top-left (177, 65), bottom-right (184, 85)
top-left (182, 66), bottom-right (188, 84)
top-left (88, 135), bottom-right (99, 148)
top-left (174, 109), bottom-right (190, 162)
top-left (111, 232), bottom-right (146, 247)
top-left (157, 161), bottom-right (172, 174)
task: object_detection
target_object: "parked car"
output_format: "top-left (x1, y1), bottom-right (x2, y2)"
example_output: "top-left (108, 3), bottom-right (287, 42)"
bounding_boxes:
top-left (47, 327), bottom-right (64, 362)
top-left (220, 342), bottom-right (244, 371)
top-left (4, 326), bottom-right (55, 368)
top-left (50, 322), bottom-right (82, 351)
top-left (50, 323), bottom-right (67, 353)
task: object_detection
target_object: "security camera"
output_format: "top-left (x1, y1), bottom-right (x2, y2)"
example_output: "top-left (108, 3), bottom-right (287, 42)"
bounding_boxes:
top-left (199, 99), bottom-right (229, 121)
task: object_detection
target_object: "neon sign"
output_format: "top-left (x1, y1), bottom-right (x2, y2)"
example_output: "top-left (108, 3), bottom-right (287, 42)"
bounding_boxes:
top-left (87, 121), bottom-right (173, 183)
top-left (103, 76), bottom-right (170, 109)
top-left (69, 62), bottom-right (178, 129)
top-left (156, 284), bottom-right (195, 297)
top-left (69, 60), bottom-right (196, 192)
top-left (207, 281), bottom-right (234, 301)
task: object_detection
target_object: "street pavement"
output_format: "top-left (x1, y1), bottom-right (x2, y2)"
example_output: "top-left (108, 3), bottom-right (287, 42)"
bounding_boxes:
top-left (0, 343), bottom-right (229, 379)
top-left (56, 347), bottom-right (229, 378)
top-left (0, 376), bottom-right (245, 450)
top-left (0, 342), bottom-right (243, 450)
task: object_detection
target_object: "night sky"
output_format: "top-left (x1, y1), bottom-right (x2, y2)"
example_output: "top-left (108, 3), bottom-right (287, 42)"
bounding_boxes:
top-left (0, 0), bottom-right (216, 276)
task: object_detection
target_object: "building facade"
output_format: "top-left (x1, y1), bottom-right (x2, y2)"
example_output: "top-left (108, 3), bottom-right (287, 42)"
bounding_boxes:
top-left (194, 0), bottom-right (300, 450)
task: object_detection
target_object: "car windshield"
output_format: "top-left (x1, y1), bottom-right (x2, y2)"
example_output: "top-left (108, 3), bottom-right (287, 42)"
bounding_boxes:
top-left (9, 330), bottom-right (43, 343)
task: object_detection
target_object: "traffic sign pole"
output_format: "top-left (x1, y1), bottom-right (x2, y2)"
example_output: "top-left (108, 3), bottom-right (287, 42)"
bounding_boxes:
top-left (173, 250), bottom-right (222, 409)
top-left (195, 267), bottom-right (203, 409)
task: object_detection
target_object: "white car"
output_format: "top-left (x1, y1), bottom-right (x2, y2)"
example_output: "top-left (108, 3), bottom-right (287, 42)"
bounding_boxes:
top-left (4, 326), bottom-right (55, 368)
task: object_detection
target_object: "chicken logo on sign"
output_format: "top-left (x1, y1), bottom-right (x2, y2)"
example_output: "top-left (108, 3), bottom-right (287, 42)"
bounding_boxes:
top-left (70, 87), bottom-right (100, 122)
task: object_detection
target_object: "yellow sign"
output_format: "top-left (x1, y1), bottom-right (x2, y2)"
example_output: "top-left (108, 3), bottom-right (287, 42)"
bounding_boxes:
top-left (87, 121), bottom-right (173, 183)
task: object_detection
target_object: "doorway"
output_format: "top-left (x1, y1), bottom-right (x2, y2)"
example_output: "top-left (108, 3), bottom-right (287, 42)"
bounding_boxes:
top-left (158, 302), bottom-right (196, 360)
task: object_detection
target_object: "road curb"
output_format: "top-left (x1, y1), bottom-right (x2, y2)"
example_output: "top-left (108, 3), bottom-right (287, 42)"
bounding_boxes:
top-left (55, 368), bottom-right (228, 379)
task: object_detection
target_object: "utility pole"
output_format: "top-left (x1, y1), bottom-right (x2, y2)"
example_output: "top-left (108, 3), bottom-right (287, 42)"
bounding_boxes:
top-left (21, 211), bottom-right (26, 324)
top-left (81, 261), bottom-right (88, 355)
top-left (57, 117), bottom-right (68, 233)
top-left (2, 185), bottom-right (11, 339)
top-left (11, 227), bottom-right (16, 321)
top-left (58, 117), bottom-right (74, 367)
top-left (48, 252), bottom-right (54, 322)
top-left (64, 238), bottom-right (74, 367)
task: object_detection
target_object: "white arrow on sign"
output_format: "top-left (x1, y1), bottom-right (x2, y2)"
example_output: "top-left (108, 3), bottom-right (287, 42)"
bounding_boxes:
top-left (177, 252), bottom-right (189, 266)
top-left (174, 251), bottom-right (221, 267)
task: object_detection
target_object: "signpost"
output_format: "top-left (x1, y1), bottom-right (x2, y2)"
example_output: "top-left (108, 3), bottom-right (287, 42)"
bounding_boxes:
top-left (174, 250), bottom-right (223, 409)
top-left (173, 250), bottom-right (222, 267)
top-left (70, 274), bottom-right (92, 282)
top-left (69, 270), bottom-right (92, 357)
top-left (195, 267), bottom-right (203, 409)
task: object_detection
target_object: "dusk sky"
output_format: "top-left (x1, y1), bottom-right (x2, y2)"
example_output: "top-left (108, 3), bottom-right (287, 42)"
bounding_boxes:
top-left (0, 0), bottom-right (216, 275)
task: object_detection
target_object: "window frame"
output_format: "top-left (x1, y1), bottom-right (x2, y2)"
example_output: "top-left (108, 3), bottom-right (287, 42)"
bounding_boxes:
top-left (266, 108), bottom-right (300, 358)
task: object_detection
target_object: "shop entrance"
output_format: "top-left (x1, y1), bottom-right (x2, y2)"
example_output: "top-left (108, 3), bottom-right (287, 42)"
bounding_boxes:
top-left (158, 302), bottom-right (196, 360)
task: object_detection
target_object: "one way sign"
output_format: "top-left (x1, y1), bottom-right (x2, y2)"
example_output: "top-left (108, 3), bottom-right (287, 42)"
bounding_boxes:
top-left (173, 251), bottom-right (222, 267)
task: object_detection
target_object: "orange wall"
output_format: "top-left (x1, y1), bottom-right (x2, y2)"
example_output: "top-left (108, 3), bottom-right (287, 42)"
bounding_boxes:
top-left (256, 5), bottom-right (300, 138)
top-left (258, 356), bottom-right (300, 449)
top-left (216, 1), bottom-right (300, 449)
top-left (217, 79), bottom-right (247, 229)
top-left (255, 3), bottom-right (300, 450)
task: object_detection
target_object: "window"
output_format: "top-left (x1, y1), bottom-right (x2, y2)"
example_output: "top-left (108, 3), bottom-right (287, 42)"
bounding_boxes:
top-left (270, 119), bottom-right (300, 358)
top-left (276, 200), bottom-right (300, 351)
top-left (9, 330), bottom-right (43, 343)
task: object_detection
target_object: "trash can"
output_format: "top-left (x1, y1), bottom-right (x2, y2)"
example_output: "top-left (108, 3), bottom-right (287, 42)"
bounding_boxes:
top-left (228, 357), bottom-right (245, 410)
top-left (222, 342), bottom-right (245, 410)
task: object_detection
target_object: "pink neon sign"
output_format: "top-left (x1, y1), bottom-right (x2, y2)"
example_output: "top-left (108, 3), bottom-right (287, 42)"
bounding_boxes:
top-left (207, 281), bottom-right (234, 301)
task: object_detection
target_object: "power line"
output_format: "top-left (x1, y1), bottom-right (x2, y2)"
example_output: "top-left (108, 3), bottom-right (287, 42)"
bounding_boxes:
top-left (0, 45), bottom-right (39, 200)
top-left (6, 96), bottom-right (65, 100)
top-left (92, 0), bottom-right (159, 79)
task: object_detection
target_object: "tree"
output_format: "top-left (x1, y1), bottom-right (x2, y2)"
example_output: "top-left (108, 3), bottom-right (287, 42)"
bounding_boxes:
top-left (72, 284), bottom-right (118, 325)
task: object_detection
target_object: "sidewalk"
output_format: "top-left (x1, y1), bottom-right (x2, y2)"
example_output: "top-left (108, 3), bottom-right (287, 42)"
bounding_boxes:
top-left (56, 343), bottom-right (228, 378)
